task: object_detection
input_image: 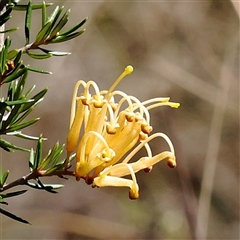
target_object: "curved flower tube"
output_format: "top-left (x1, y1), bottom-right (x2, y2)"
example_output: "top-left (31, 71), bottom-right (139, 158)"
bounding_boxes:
top-left (66, 65), bottom-right (180, 199)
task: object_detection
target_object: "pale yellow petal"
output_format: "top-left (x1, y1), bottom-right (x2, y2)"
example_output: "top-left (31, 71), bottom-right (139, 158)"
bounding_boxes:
top-left (101, 151), bottom-right (175, 177)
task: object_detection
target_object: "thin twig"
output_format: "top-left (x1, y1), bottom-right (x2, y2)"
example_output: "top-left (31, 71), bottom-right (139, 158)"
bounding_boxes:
top-left (166, 108), bottom-right (198, 239)
top-left (195, 35), bottom-right (238, 239)
top-left (0, 169), bottom-right (75, 192)
top-left (149, 57), bottom-right (238, 115)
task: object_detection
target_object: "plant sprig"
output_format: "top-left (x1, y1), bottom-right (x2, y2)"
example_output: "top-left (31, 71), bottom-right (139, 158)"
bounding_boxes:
top-left (0, 138), bottom-right (76, 223)
top-left (8, 1), bottom-right (87, 60)
top-left (0, 0), bottom-right (87, 224)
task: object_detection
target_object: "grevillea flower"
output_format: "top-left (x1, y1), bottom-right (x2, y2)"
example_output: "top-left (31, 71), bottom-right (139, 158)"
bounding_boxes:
top-left (66, 66), bottom-right (180, 199)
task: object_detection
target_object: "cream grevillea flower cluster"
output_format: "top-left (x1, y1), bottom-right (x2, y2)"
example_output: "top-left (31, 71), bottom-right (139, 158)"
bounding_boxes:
top-left (66, 66), bottom-right (179, 199)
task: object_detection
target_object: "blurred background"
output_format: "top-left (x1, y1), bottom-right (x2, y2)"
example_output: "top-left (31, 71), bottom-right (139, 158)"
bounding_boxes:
top-left (1, 0), bottom-right (239, 239)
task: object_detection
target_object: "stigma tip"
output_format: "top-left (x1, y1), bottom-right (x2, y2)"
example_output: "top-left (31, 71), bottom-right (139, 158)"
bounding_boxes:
top-left (125, 65), bottom-right (133, 75)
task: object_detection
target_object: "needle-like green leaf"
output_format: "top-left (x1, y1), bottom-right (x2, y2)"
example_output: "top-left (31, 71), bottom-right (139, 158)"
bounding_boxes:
top-left (0, 165), bottom-right (4, 185)
top-left (12, 106), bottom-right (34, 125)
top-left (27, 51), bottom-right (52, 59)
top-left (60, 17), bottom-right (87, 36)
top-left (50, 30), bottom-right (85, 44)
top-left (25, 0), bottom-right (32, 44)
top-left (13, 50), bottom-right (23, 66)
top-left (46, 5), bottom-right (60, 24)
top-left (0, 15), bottom-right (11, 26)
top-left (7, 49), bottom-right (19, 60)
top-left (35, 21), bottom-right (52, 44)
top-left (1, 37), bottom-right (11, 73)
top-left (44, 163), bottom-right (64, 175)
top-left (40, 142), bottom-right (64, 169)
top-left (49, 9), bottom-right (70, 38)
top-left (13, 3), bottom-right (53, 11)
top-left (0, 27), bottom-right (18, 33)
top-left (20, 88), bottom-right (48, 113)
top-left (28, 148), bottom-right (34, 171)
top-left (5, 99), bottom-right (33, 106)
top-left (12, 132), bottom-right (45, 141)
top-left (1, 104), bottom-right (22, 130)
top-left (14, 70), bottom-right (28, 100)
top-left (6, 60), bottom-right (23, 78)
top-left (42, 1), bottom-right (47, 27)
top-left (27, 181), bottom-right (63, 193)
top-left (3, 67), bottom-right (27, 84)
top-left (1, 170), bottom-right (9, 186)
top-left (0, 138), bottom-right (30, 152)
top-left (1, 190), bottom-right (27, 198)
top-left (0, 7), bottom-right (13, 26)
top-left (26, 66), bottom-right (52, 74)
top-left (38, 47), bottom-right (70, 56)
top-left (0, 208), bottom-right (30, 224)
top-left (33, 136), bottom-right (43, 170)
top-left (24, 85), bottom-right (36, 98)
top-left (2, 118), bottom-right (40, 134)
top-left (50, 6), bottom-right (64, 32)
top-left (0, 102), bottom-right (7, 122)
top-left (35, 5), bottom-right (67, 44)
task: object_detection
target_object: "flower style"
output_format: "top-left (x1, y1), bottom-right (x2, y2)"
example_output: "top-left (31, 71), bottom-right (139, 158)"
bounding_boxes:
top-left (66, 66), bottom-right (180, 199)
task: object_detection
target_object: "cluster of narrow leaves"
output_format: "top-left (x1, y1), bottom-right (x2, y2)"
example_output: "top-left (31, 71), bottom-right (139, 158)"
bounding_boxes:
top-left (0, 187), bottom-right (29, 224)
top-left (0, 0), bottom-right (86, 223)
top-left (0, 70), bottom-right (47, 151)
top-left (0, 137), bottom-right (75, 224)
top-left (27, 136), bottom-right (75, 194)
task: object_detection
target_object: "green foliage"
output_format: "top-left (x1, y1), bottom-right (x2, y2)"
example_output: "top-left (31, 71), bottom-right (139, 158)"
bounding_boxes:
top-left (0, 166), bottom-right (9, 186)
top-left (27, 138), bottom-right (67, 194)
top-left (0, 165), bottom-right (29, 224)
top-left (0, 7), bottom-right (13, 28)
top-left (26, 138), bottom-right (76, 193)
top-left (3, 1), bottom-right (87, 60)
top-left (0, 206), bottom-right (30, 224)
top-left (0, 0), bottom-right (87, 224)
